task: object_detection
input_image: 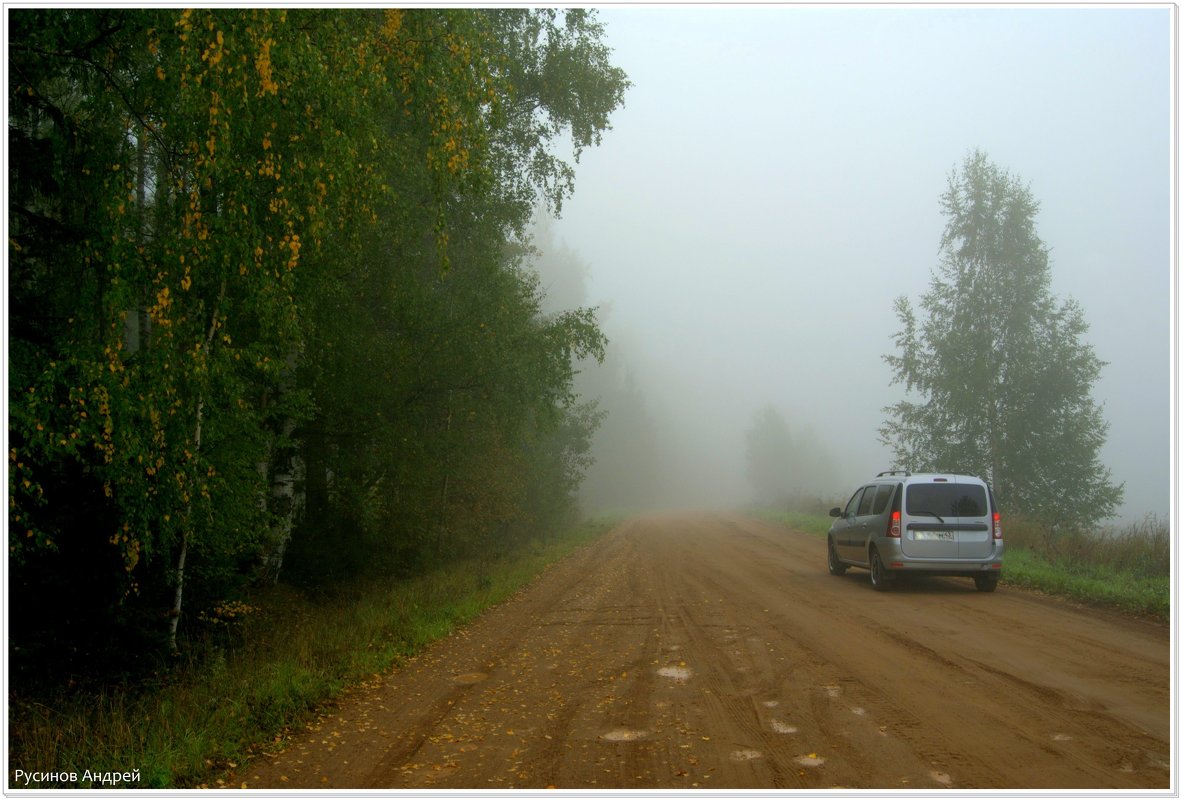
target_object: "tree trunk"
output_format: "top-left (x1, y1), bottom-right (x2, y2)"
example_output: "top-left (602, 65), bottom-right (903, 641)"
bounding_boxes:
top-left (436, 403), bottom-right (453, 561)
top-left (168, 282), bottom-right (224, 653)
top-left (987, 395), bottom-right (1002, 507)
top-left (258, 417), bottom-right (298, 584)
top-left (167, 426), bottom-right (194, 653)
top-left (168, 398), bottom-right (200, 653)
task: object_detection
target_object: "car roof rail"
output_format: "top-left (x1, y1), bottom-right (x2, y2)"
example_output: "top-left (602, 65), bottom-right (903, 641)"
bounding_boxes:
top-left (876, 469), bottom-right (911, 477)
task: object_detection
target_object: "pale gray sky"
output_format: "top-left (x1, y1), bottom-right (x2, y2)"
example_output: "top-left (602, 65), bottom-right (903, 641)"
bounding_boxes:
top-left (551, 5), bottom-right (1173, 520)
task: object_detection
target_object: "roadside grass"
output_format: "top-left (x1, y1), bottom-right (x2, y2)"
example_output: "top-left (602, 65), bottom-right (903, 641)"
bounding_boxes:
top-left (758, 507), bottom-right (1169, 621)
top-left (1001, 514), bottom-right (1169, 620)
top-left (1000, 548), bottom-right (1168, 620)
top-left (8, 518), bottom-right (615, 790)
top-left (775, 510), bottom-right (833, 538)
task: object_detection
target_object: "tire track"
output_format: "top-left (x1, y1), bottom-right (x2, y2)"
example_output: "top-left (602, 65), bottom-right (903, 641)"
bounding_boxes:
top-left (238, 513), bottom-right (1170, 791)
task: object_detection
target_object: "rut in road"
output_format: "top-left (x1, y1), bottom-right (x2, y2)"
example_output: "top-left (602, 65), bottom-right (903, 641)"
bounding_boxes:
top-left (238, 513), bottom-right (1170, 790)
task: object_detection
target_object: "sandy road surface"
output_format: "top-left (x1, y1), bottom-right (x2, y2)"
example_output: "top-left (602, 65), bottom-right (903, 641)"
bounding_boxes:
top-left (238, 513), bottom-right (1171, 790)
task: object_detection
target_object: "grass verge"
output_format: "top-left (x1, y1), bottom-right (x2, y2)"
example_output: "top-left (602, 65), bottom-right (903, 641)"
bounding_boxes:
top-left (751, 508), bottom-right (832, 538)
top-left (1001, 547), bottom-right (1168, 620)
top-left (8, 518), bottom-right (615, 790)
top-left (774, 511), bottom-right (833, 537)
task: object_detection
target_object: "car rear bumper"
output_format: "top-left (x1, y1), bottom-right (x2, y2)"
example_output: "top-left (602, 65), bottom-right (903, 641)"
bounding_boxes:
top-left (877, 539), bottom-right (1004, 573)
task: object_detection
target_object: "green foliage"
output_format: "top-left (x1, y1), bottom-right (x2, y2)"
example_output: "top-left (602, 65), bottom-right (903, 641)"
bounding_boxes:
top-left (880, 150), bottom-right (1123, 525)
top-left (287, 8), bottom-right (620, 576)
top-left (484, 9), bottom-right (631, 222)
top-left (8, 8), bottom-right (625, 678)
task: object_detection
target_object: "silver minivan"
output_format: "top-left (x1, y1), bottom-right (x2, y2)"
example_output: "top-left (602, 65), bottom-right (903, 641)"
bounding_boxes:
top-left (827, 471), bottom-right (1003, 591)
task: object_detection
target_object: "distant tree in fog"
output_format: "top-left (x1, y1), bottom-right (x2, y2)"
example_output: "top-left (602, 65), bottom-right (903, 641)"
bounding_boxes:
top-left (529, 212), bottom-right (593, 316)
top-left (578, 367), bottom-right (667, 511)
top-left (528, 215), bottom-right (669, 513)
top-left (880, 149), bottom-right (1123, 525)
top-left (791, 422), bottom-right (840, 501)
top-left (745, 405), bottom-right (838, 507)
top-left (746, 406), bottom-right (797, 505)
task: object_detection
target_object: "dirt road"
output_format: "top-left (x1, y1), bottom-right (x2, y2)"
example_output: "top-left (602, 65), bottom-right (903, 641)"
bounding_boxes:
top-left (238, 513), bottom-right (1171, 790)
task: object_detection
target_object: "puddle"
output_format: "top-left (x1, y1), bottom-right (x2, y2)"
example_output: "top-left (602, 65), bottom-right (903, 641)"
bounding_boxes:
top-left (453, 672), bottom-right (488, 685)
top-left (731, 749), bottom-right (762, 762)
top-left (658, 666), bottom-right (693, 681)
top-left (930, 770), bottom-right (952, 785)
top-left (600, 729), bottom-right (647, 742)
top-left (771, 720), bottom-right (797, 734)
top-left (796, 753), bottom-right (826, 768)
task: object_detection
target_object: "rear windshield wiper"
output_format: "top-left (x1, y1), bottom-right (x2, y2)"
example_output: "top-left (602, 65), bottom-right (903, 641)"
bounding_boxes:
top-left (910, 510), bottom-right (945, 523)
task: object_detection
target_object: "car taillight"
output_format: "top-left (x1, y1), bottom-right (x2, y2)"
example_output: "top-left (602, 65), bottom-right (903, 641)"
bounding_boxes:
top-left (888, 510), bottom-right (901, 538)
top-left (992, 511), bottom-right (1002, 540)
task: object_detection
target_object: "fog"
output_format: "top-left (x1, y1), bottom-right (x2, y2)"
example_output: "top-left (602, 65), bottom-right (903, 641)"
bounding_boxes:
top-left (538, 6), bottom-right (1172, 521)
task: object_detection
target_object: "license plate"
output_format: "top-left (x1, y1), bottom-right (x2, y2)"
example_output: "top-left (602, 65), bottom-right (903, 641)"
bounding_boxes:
top-left (914, 531), bottom-right (955, 541)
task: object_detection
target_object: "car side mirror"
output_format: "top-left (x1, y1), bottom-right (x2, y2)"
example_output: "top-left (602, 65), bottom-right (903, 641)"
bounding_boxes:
top-left (829, 507), bottom-right (842, 518)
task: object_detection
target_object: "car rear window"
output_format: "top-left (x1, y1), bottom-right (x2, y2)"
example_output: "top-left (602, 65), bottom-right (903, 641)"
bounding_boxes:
top-left (905, 483), bottom-right (987, 517)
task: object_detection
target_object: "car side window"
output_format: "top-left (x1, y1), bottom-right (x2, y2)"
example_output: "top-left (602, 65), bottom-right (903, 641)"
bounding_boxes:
top-left (857, 486), bottom-right (876, 516)
top-left (843, 488), bottom-right (865, 517)
top-left (872, 484), bottom-right (893, 515)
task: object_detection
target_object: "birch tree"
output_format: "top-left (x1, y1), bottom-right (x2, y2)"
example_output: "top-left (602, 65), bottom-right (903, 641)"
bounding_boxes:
top-left (9, 8), bottom-right (625, 662)
top-left (880, 150), bottom-right (1123, 525)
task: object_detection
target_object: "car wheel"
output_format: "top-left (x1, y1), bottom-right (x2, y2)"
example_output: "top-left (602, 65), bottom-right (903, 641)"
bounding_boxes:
top-left (974, 573), bottom-right (999, 592)
top-left (827, 538), bottom-right (847, 576)
top-left (869, 549), bottom-right (892, 591)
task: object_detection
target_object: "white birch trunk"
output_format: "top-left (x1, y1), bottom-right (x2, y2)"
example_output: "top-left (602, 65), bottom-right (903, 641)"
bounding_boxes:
top-left (168, 281), bottom-right (224, 653)
top-left (258, 416), bottom-right (299, 584)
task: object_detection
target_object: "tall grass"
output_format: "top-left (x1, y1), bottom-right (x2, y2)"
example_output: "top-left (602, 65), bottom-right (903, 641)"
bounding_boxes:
top-left (8, 519), bottom-right (614, 789)
top-left (1001, 514), bottom-right (1169, 619)
top-left (1003, 514), bottom-right (1169, 578)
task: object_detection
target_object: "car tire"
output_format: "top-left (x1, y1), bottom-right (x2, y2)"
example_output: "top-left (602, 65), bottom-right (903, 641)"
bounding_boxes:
top-left (869, 549), bottom-right (892, 591)
top-left (974, 573), bottom-right (999, 592)
top-left (827, 538), bottom-right (847, 576)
